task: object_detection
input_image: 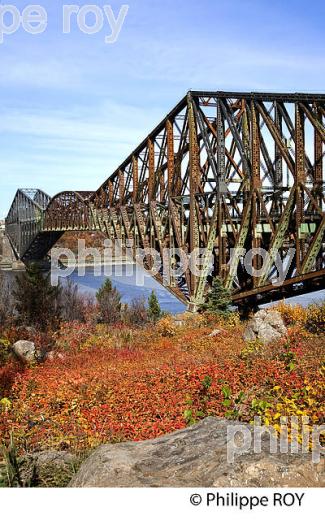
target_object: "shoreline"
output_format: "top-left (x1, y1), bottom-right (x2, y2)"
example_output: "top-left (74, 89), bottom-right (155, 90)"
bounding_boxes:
top-left (0, 259), bottom-right (135, 272)
top-left (59, 258), bottom-right (135, 268)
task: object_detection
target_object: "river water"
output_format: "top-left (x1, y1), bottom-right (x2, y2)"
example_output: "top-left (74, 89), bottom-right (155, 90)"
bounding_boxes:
top-left (2, 265), bottom-right (324, 315)
top-left (66, 264), bottom-right (186, 314)
top-left (65, 265), bottom-right (324, 314)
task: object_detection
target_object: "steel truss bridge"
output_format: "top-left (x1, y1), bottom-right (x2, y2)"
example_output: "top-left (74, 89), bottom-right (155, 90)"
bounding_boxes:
top-left (5, 91), bottom-right (325, 310)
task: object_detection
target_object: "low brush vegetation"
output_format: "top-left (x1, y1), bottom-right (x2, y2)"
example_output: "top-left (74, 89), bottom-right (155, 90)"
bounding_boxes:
top-left (0, 265), bottom-right (324, 484)
top-left (0, 291), bottom-right (324, 461)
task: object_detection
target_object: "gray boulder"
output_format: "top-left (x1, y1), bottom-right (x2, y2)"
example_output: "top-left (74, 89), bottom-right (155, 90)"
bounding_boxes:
top-left (69, 417), bottom-right (324, 487)
top-left (0, 450), bottom-right (80, 487)
top-left (20, 451), bottom-right (79, 487)
top-left (243, 309), bottom-right (287, 344)
top-left (12, 340), bottom-right (36, 364)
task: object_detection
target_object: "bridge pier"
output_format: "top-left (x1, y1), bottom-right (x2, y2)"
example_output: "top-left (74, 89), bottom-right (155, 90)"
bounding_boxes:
top-left (12, 260), bottom-right (26, 271)
top-left (0, 229), bottom-right (25, 271)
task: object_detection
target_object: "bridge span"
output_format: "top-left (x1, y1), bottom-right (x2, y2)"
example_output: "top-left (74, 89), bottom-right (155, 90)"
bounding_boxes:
top-left (5, 91), bottom-right (325, 310)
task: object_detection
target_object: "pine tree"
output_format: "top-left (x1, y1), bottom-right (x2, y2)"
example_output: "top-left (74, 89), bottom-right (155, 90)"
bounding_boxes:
top-left (96, 278), bottom-right (122, 324)
top-left (147, 290), bottom-right (162, 322)
top-left (13, 263), bottom-right (61, 330)
top-left (202, 277), bottom-right (232, 316)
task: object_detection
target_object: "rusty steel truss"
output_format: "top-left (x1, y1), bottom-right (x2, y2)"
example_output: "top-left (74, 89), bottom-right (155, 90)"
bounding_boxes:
top-left (5, 91), bottom-right (325, 309)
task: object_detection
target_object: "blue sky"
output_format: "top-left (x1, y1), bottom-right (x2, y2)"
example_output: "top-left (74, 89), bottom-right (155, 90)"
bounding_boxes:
top-left (1, 0), bottom-right (324, 217)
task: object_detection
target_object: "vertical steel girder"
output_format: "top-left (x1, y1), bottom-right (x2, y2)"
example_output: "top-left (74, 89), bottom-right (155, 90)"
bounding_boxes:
top-left (5, 189), bottom-right (51, 260)
top-left (5, 92), bottom-right (325, 307)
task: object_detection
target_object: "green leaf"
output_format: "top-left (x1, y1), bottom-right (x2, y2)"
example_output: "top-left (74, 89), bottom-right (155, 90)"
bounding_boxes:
top-left (222, 386), bottom-right (231, 398)
top-left (202, 375), bottom-right (212, 390)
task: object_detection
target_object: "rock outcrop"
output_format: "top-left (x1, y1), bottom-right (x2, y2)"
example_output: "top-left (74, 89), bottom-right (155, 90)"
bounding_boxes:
top-left (70, 417), bottom-right (324, 488)
top-left (243, 309), bottom-right (287, 344)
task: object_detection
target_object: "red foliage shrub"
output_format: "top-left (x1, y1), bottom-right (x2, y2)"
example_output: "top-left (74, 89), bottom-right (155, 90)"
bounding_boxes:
top-left (0, 314), bottom-right (323, 454)
top-left (0, 360), bottom-right (23, 396)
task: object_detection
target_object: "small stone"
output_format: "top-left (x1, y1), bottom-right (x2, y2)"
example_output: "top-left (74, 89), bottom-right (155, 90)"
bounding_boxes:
top-left (208, 329), bottom-right (222, 337)
top-left (46, 351), bottom-right (65, 362)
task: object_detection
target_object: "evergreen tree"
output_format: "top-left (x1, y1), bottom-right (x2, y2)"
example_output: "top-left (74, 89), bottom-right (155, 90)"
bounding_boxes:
top-left (201, 277), bottom-right (232, 316)
top-left (96, 278), bottom-right (122, 324)
top-left (13, 263), bottom-right (61, 330)
top-left (147, 290), bottom-right (162, 322)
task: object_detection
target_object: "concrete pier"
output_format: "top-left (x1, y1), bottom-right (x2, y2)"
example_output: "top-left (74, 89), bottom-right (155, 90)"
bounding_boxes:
top-left (0, 229), bottom-right (24, 271)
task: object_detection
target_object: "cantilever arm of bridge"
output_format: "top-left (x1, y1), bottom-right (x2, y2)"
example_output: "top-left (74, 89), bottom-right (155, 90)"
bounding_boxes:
top-left (5, 91), bottom-right (325, 309)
